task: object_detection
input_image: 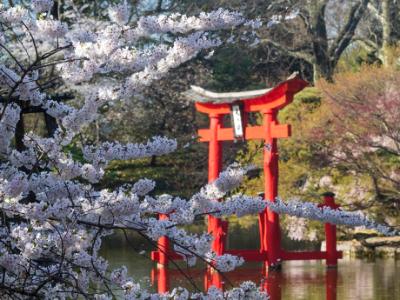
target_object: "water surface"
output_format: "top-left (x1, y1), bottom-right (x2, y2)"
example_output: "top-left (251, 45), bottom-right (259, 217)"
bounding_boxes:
top-left (100, 224), bottom-right (400, 300)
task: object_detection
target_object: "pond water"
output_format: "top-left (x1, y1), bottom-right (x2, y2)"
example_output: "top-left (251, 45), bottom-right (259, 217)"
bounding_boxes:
top-left (100, 223), bottom-right (400, 300)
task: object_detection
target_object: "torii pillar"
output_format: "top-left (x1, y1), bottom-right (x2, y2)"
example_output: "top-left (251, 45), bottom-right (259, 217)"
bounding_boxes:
top-left (190, 74), bottom-right (308, 268)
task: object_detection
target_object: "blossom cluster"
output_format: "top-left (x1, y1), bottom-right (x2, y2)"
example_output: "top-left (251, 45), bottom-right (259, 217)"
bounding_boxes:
top-left (207, 253), bottom-right (245, 272)
top-left (99, 275), bottom-right (269, 300)
top-left (84, 136), bottom-right (177, 167)
top-left (267, 9), bottom-right (299, 28)
top-left (0, 1), bottom-right (268, 298)
top-left (285, 216), bottom-right (318, 241)
top-left (0, 162), bottom-right (266, 298)
top-left (31, 0), bottom-right (53, 13)
top-left (0, 0), bottom-right (272, 299)
top-left (266, 198), bottom-right (398, 236)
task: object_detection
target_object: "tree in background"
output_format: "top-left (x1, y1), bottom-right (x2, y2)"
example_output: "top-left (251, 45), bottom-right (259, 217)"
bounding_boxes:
top-left (357, 0), bottom-right (400, 67)
top-left (260, 0), bottom-right (371, 82)
top-left (315, 66), bottom-right (400, 224)
top-left (2, 0), bottom-right (266, 197)
top-left (175, 0), bottom-right (371, 82)
top-left (50, 0), bottom-right (377, 197)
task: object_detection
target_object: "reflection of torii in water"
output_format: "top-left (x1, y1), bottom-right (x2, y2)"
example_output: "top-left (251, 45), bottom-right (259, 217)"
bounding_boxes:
top-left (151, 265), bottom-right (339, 300)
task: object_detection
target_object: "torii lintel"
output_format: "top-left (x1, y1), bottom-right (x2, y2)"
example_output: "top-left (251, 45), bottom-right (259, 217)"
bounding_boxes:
top-left (190, 73), bottom-right (308, 116)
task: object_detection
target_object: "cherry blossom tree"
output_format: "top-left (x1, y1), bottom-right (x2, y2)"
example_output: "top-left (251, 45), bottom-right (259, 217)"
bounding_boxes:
top-left (0, 1), bottom-right (269, 298)
top-left (267, 198), bottom-right (397, 236)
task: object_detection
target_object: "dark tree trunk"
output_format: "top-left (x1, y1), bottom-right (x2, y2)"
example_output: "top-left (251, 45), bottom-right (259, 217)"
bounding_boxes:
top-left (150, 155), bottom-right (157, 167)
top-left (15, 113), bottom-right (25, 151)
top-left (44, 113), bottom-right (58, 137)
top-left (309, 1), bottom-right (333, 81)
top-left (309, 0), bottom-right (369, 82)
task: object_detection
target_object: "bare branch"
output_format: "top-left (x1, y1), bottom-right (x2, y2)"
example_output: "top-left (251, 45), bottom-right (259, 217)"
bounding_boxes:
top-left (0, 43), bottom-right (25, 71)
top-left (353, 37), bottom-right (379, 51)
top-left (367, 2), bottom-right (384, 23)
top-left (259, 38), bottom-right (313, 63)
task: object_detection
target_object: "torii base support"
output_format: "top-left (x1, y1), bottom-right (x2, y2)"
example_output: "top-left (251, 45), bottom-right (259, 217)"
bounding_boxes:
top-left (150, 193), bottom-right (342, 269)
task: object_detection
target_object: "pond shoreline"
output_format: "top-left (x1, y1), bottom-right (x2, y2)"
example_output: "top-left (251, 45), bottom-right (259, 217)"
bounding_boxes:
top-left (321, 236), bottom-right (400, 259)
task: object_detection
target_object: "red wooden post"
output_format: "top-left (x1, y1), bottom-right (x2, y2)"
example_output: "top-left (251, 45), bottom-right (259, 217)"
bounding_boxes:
top-left (323, 192), bottom-right (339, 267)
top-left (262, 109), bottom-right (282, 268)
top-left (157, 213), bottom-right (170, 267)
top-left (207, 114), bottom-right (227, 255)
top-left (258, 192), bottom-right (266, 254)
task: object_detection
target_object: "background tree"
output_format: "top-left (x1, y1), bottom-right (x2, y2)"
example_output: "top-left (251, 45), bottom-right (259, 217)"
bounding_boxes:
top-left (356, 0), bottom-right (400, 67)
top-left (259, 0), bottom-right (370, 81)
top-left (315, 66), bottom-right (400, 224)
top-left (171, 0), bottom-right (371, 82)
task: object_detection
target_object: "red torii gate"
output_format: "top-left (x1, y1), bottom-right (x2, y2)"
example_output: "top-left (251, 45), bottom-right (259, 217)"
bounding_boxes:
top-left (151, 74), bottom-right (342, 270)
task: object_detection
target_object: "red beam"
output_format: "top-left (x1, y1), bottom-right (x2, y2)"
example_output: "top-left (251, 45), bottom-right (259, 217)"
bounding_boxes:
top-left (244, 95), bottom-right (288, 112)
top-left (198, 124), bottom-right (291, 142)
top-left (195, 102), bottom-right (231, 115)
top-left (271, 123), bottom-right (291, 138)
top-left (194, 77), bottom-right (308, 115)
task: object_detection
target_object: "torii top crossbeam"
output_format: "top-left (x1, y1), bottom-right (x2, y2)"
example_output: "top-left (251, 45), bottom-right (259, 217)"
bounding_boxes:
top-left (186, 73), bottom-right (308, 142)
top-left (187, 72), bottom-right (301, 103)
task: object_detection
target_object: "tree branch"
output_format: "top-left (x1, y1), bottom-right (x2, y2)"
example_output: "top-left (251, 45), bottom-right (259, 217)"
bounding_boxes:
top-left (353, 37), bottom-right (379, 51)
top-left (367, 2), bottom-right (384, 23)
top-left (259, 38), bottom-right (313, 63)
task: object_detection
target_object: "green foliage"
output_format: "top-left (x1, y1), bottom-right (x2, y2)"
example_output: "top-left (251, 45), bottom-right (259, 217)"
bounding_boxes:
top-left (101, 144), bottom-right (208, 198)
top-left (63, 143), bottom-right (85, 163)
top-left (207, 46), bottom-right (265, 91)
top-left (336, 44), bottom-right (377, 73)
